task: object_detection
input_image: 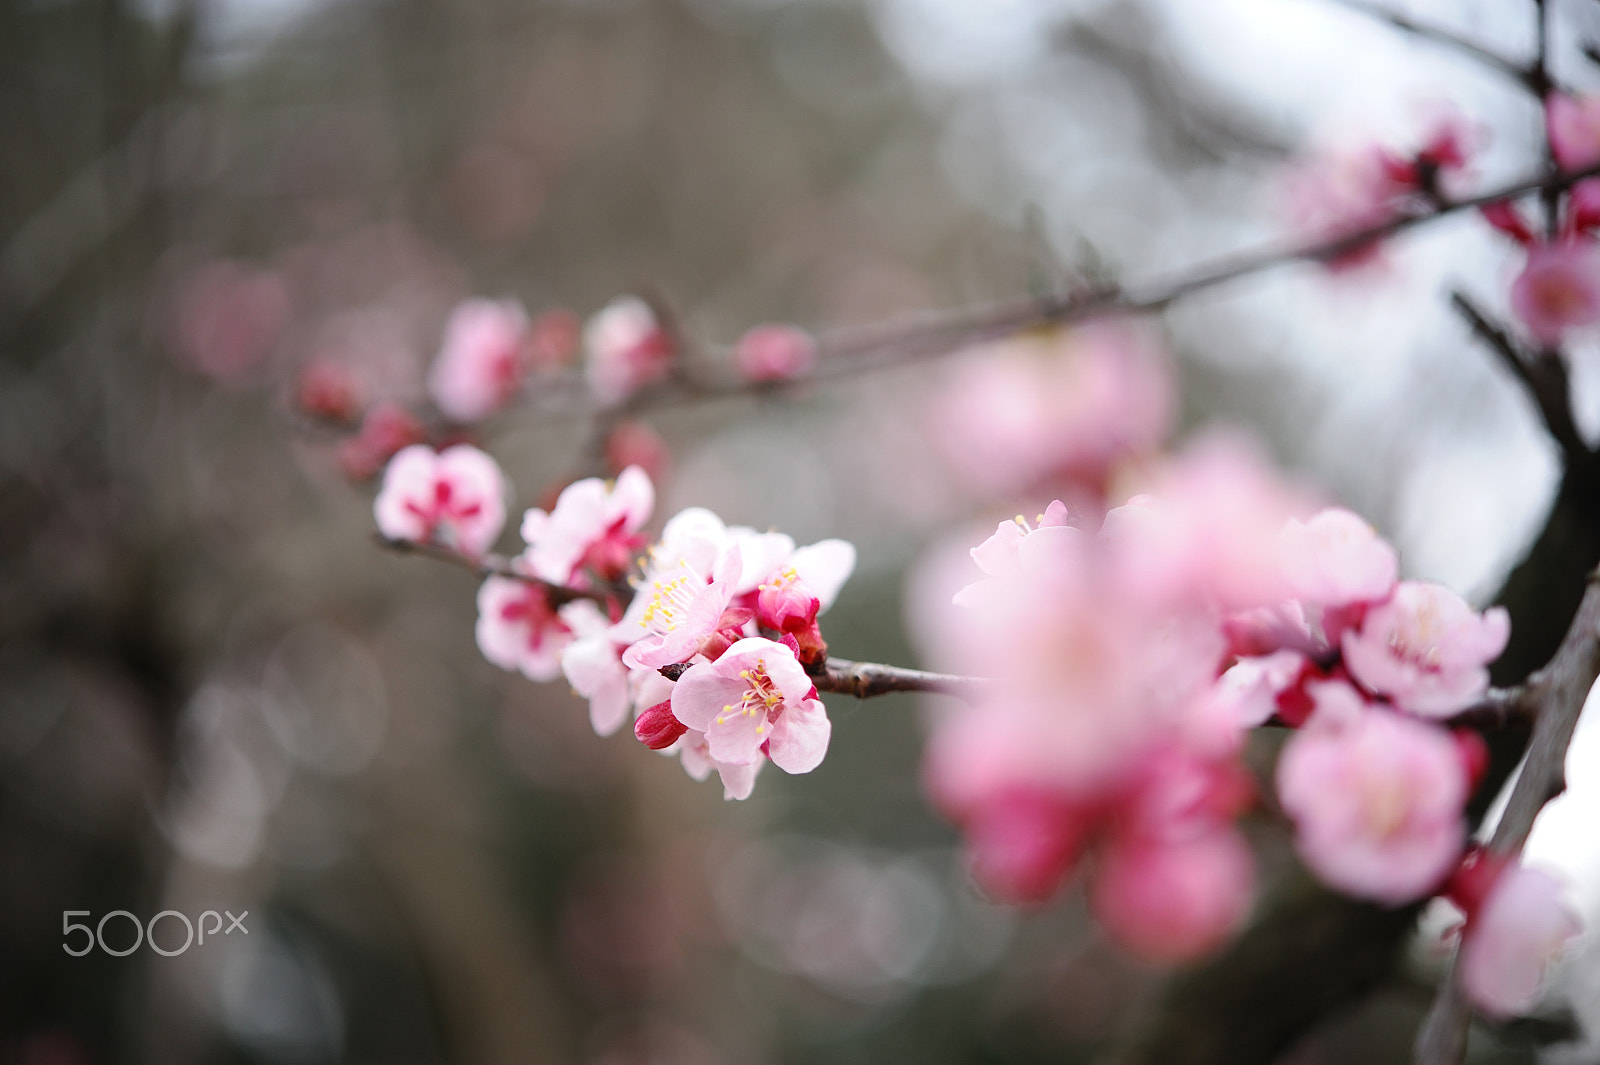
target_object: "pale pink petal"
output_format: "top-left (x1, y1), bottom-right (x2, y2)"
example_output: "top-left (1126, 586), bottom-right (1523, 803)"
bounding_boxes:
top-left (788, 539), bottom-right (856, 611)
top-left (1460, 864), bottom-right (1582, 1019)
top-left (767, 697), bottom-right (831, 774)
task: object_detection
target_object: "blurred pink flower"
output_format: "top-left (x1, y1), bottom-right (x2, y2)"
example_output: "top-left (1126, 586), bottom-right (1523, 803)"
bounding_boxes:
top-left (338, 402), bottom-right (425, 481)
top-left (1089, 829), bottom-right (1255, 965)
top-left (475, 576), bottom-right (573, 682)
top-left (170, 260), bottom-right (291, 383)
top-left (1341, 580), bottom-right (1509, 718)
top-left (1104, 434), bottom-right (1310, 612)
top-left (962, 790), bottom-right (1087, 905)
top-left (1282, 119), bottom-right (1472, 269)
top-left (605, 420), bottom-right (671, 484)
top-left (427, 298), bottom-right (531, 423)
top-left (373, 443), bottom-right (506, 556)
top-left (1276, 682), bottom-right (1467, 903)
top-left (295, 360), bottom-right (365, 424)
top-left (519, 466), bottom-right (654, 588)
top-left (1547, 93), bottom-right (1600, 171)
top-left (527, 307), bottom-right (582, 368)
top-left (670, 637), bottom-right (830, 773)
top-left (585, 296), bottom-right (674, 406)
top-left (1510, 240), bottom-right (1600, 347)
top-left (735, 323), bottom-right (817, 383)
top-left (935, 323), bottom-right (1172, 501)
top-left (1278, 507), bottom-right (1398, 609)
top-left (1459, 863), bottom-right (1582, 1018)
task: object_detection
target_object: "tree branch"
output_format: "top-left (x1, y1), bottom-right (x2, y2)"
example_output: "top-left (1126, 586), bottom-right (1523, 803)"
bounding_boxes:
top-left (1415, 571), bottom-right (1600, 1065)
top-left (1449, 291), bottom-right (1592, 465)
top-left (812, 657), bottom-right (988, 700)
top-left (1322, 0), bottom-right (1541, 90)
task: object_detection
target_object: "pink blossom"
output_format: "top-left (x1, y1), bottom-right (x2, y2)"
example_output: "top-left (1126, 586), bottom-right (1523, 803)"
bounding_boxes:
top-left (1510, 240), bottom-right (1600, 347)
top-left (475, 576), bottom-right (572, 682)
top-left (1547, 93), bottom-right (1600, 172)
top-left (936, 323), bottom-right (1173, 500)
top-left (585, 296), bottom-right (674, 406)
top-left (558, 601), bottom-right (634, 736)
top-left (1089, 829), bottom-right (1255, 964)
top-left (1277, 507), bottom-right (1398, 609)
top-left (1571, 180), bottom-right (1600, 234)
top-left (1341, 581), bottom-right (1509, 717)
top-left (616, 508), bottom-right (744, 669)
top-left (1105, 434), bottom-right (1310, 612)
top-left (1459, 864), bottom-right (1582, 1018)
top-left (605, 420), bottom-right (671, 484)
top-left (373, 444), bottom-right (506, 556)
top-left (169, 260), bottom-right (291, 383)
top-left (527, 307), bottom-right (581, 368)
top-left (673, 727), bottom-right (762, 801)
top-left (670, 637), bottom-right (831, 773)
top-left (962, 790), bottom-right (1087, 904)
top-left (338, 402), bottom-right (425, 481)
top-left (295, 360), bottom-right (364, 424)
top-left (519, 466), bottom-right (654, 587)
top-left (427, 298), bottom-right (531, 423)
top-left (735, 324), bottom-right (817, 382)
top-left (1205, 650), bottom-right (1311, 729)
top-left (1276, 684), bottom-right (1467, 903)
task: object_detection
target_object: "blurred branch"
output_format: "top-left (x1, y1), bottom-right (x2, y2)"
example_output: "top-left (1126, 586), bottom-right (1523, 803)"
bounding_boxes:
top-left (1322, 0), bottom-right (1545, 90)
top-left (1449, 291), bottom-right (1592, 465)
top-left (797, 159), bottom-right (1600, 382)
top-left (1415, 571), bottom-right (1600, 1065)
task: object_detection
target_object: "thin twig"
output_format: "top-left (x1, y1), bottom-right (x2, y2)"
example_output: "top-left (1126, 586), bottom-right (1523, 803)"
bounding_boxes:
top-left (374, 534), bottom-right (610, 607)
top-left (1323, 0), bottom-right (1540, 89)
top-left (1415, 572), bottom-right (1600, 1065)
top-left (1449, 291), bottom-right (1591, 464)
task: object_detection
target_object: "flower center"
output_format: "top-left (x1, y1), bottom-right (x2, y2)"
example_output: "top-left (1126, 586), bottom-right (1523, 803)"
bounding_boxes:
top-left (717, 661), bottom-right (784, 735)
top-left (638, 558), bottom-right (702, 637)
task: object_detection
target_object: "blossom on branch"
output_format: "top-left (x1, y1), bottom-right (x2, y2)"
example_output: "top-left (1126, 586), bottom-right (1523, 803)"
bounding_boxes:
top-left (427, 298), bottom-right (532, 423)
top-left (935, 323), bottom-right (1173, 505)
top-left (1275, 681), bottom-right (1468, 904)
top-left (1457, 862), bottom-right (1582, 1018)
top-left (1340, 580), bottom-right (1509, 718)
top-left (735, 323), bottom-right (817, 383)
top-left (374, 443), bottom-right (506, 556)
top-left (1509, 240), bottom-right (1600, 348)
top-left (519, 465), bottom-right (654, 588)
top-left (585, 296), bottom-right (674, 406)
top-left (475, 575), bottom-right (573, 682)
top-left (1547, 93), bottom-right (1600, 172)
top-left (670, 636), bottom-right (831, 774)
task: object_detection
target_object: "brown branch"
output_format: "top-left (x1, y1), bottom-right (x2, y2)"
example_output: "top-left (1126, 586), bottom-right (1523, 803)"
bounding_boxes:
top-left (1449, 291), bottom-right (1592, 465)
top-left (1322, 0), bottom-right (1542, 90)
top-left (813, 657), bottom-right (988, 700)
top-left (1415, 571), bottom-right (1600, 1065)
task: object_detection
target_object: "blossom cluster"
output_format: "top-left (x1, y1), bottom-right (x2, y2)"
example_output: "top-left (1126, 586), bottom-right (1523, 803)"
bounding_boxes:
top-left (372, 448), bottom-right (854, 800)
top-left (917, 438), bottom-right (1577, 1006)
top-left (301, 293), bottom-right (819, 485)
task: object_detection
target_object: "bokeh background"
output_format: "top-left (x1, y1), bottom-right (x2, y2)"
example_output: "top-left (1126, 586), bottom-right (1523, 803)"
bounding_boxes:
top-left (7, 0), bottom-right (1600, 1062)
